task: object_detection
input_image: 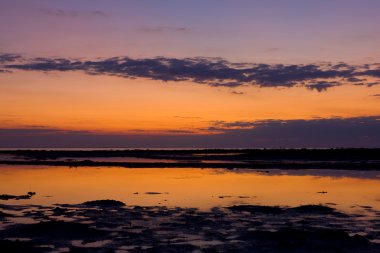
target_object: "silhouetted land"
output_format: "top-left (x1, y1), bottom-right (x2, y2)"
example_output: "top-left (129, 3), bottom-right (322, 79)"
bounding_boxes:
top-left (0, 148), bottom-right (379, 170)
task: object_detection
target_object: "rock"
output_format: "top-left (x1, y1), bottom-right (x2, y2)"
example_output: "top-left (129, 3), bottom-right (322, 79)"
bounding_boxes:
top-left (227, 205), bottom-right (283, 214)
top-left (1, 220), bottom-right (107, 239)
top-left (290, 205), bottom-right (337, 214)
top-left (82, 200), bottom-right (125, 208)
top-left (238, 228), bottom-right (369, 251)
top-left (0, 192), bottom-right (36, 200)
top-left (51, 206), bottom-right (68, 215)
top-left (0, 240), bottom-right (44, 253)
top-left (146, 243), bottom-right (198, 253)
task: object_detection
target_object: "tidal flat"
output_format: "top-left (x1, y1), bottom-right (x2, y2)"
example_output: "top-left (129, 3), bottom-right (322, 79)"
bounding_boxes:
top-left (0, 149), bottom-right (379, 252)
top-left (0, 200), bottom-right (379, 253)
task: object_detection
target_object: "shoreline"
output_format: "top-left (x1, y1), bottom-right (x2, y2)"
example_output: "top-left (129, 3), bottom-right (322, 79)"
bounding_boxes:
top-left (1, 159), bottom-right (380, 170)
top-left (1, 148), bottom-right (380, 170)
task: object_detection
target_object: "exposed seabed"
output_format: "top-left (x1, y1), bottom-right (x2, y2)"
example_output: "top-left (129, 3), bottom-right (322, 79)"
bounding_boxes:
top-left (1, 199), bottom-right (380, 253)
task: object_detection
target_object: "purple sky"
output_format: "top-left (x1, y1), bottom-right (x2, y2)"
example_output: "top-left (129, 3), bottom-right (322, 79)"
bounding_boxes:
top-left (1, 0), bottom-right (380, 62)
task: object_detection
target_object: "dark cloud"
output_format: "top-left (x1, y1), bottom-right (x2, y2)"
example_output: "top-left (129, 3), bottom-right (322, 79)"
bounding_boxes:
top-left (1, 54), bottom-right (380, 91)
top-left (365, 82), bottom-right (380, 87)
top-left (346, 77), bottom-right (365, 82)
top-left (211, 116), bottom-right (380, 130)
top-left (0, 127), bottom-right (90, 135)
top-left (373, 94), bottom-right (380, 97)
top-left (39, 9), bottom-right (108, 18)
top-left (306, 81), bottom-right (340, 92)
top-left (0, 53), bottom-right (21, 63)
top-left (200, 116), bottom-right (380, 148)
top-left (204, 116), bottom-right (380, 148)
top-left (361, 69), bottom-right (380, 78)
top-left (1, 117), bottom-right (379, 148)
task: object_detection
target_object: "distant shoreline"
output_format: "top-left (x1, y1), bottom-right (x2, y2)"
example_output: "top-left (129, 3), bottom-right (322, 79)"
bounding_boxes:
top-left (4, 147), bottom-right (359, 150)
top-left (0, 148), bottom-right (379, 170)
top-left (0, 160), bottom-right (379, 170)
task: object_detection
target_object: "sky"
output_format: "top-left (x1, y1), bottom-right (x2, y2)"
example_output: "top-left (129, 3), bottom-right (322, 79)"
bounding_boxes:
top-left (0, 0), bottom-right (380, 148)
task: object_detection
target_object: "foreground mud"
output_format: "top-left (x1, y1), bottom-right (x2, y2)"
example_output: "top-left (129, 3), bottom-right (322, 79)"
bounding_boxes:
top-left (0, 200), bottom-right (379, 253)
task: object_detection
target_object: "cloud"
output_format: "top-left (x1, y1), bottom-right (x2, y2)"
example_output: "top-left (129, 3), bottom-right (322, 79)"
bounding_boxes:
top-left (373, 94), bottom-right (380, 97)
top-left (1, 53), bottom-right (380, 91)
top-left (1, 117), bottom-right (379, 148)
top-left (205, 116), bottom-right (380, 147)
top-left (362, 68), bottom-right (380, 78)
top-left (210, 116), bottom-right (380, 130)
top-left (306, 81), bottom-right (340, 92)
top-left (208, 81), bottom-right (243, 87)
top-left (88, 11), bottom-right (108, 17)
top-left (346, 77), bottom-right (365, 82)
top-left (39, 9), bottom-right (108, 18)
top-left (0, 53), bottom-right (21, 63)
top-left (230, 91), bottom-right (245, 95)
top-left (0, 127), bottom-right (90, 135)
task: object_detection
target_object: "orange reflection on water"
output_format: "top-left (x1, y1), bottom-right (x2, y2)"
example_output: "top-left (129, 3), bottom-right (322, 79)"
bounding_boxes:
top-left (0, 166), bottom-right (379, 212)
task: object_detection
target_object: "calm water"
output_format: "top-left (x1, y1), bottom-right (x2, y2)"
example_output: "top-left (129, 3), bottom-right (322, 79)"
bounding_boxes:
top-left (0, 166), bottom-right (379, 214)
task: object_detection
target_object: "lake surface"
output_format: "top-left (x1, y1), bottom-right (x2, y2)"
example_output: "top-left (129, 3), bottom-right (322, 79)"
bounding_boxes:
top-left (1, 166), bottom-right (379, 214)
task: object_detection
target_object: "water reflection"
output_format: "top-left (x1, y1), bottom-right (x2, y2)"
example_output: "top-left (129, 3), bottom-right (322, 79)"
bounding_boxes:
top-left (265, 169), bottom-right (380, 179)
top-left (0, 166), bottom-right (379, 213)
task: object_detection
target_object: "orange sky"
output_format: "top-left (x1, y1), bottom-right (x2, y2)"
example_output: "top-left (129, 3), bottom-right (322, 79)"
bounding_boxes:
top-left (1, 70), bottom-right (379, 134)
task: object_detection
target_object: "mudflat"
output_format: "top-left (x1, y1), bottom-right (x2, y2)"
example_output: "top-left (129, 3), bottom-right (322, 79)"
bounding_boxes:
top-left (0, 200), bottom-right (379, 253)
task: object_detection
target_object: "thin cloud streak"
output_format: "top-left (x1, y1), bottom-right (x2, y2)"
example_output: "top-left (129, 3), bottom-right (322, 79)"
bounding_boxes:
top-left (39, 9), bottom-right (108, 18)
top-left (138, 26), bottom-right (192, 33)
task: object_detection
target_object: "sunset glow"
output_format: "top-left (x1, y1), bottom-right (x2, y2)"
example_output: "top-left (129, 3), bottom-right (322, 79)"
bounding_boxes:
top-left (1, 0), bottom-right (380, 147)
